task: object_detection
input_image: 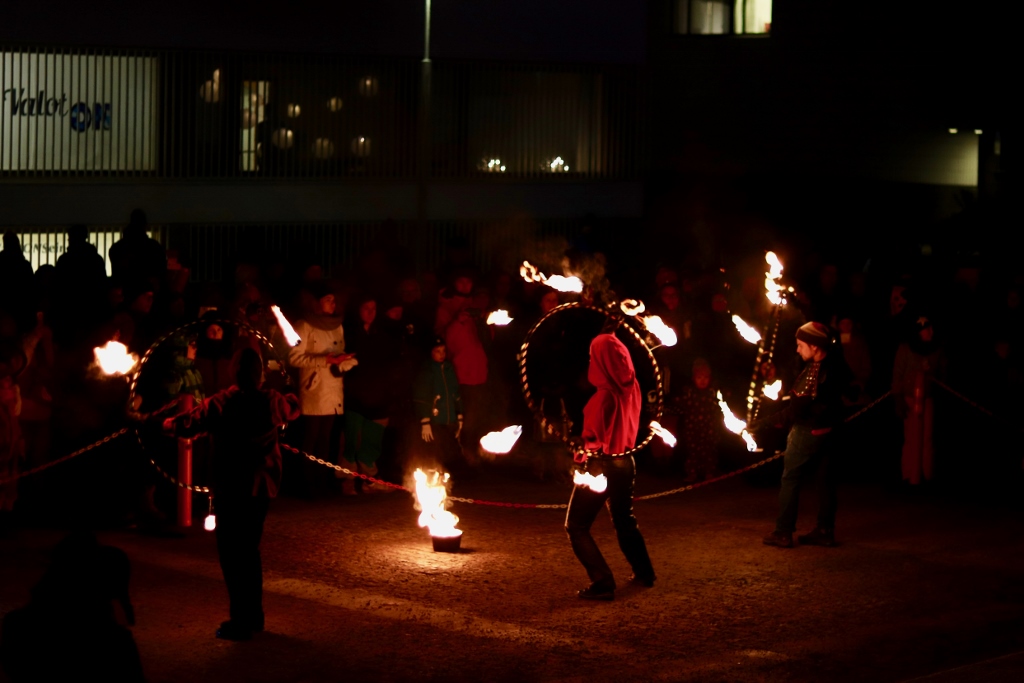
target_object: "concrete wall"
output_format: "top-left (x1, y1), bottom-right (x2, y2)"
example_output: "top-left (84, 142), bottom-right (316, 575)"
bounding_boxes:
top-left (0, 179), bottom-right (644, 227)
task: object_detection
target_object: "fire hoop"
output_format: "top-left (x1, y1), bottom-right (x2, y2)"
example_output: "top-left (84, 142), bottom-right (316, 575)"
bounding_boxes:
top-left (126, 317), bottom-right (290, 493)
top-left (518, 302), bottom-right (664, 458)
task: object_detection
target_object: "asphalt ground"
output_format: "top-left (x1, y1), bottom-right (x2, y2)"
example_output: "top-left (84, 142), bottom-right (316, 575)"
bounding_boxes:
top-left (3, 460), bottom-right (1024, 683)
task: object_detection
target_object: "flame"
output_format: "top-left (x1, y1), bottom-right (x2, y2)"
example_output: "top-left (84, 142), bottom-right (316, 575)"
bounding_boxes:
top-left (764, 251), bottom-right (786, 306)
top-left (544, 274), bottom-right (583, 293)
top-left (650, 420), bottom-right (677, 447)
top-left (486, 309), bottom-right (513, 326)
top-left (479, 425), bottom-right (522, 454)
top-left (741, 431), bottom-right (759, 452)
top-left (94, 341), bottom-right (138, 376)
top-left (763, 380), bottom-right (782, 400)
top-left (717, 391), bottom-right (747, 435)
top-left (573, 470), bottom-right (608, 493)
top-left (717, 391), bottom-right (760, 451)
top-left (270, 305), bottom-right (301, 346)
top-left (519, 261), bottom-right (583, 293)
top-left (620, 299), bottom-right (646, 316)
top-left (732, 315), bottom-right (762, 344)
top-left (204, 514), bottom-right (216, 531)
top-left (413, 469), bottom-right (462, 538)
top-left (641, 315), bottom-right (678, 347)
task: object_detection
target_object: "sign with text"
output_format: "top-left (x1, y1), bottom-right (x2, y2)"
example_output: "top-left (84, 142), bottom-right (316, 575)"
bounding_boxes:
top-left (2, 52), bottom-right (158, 171)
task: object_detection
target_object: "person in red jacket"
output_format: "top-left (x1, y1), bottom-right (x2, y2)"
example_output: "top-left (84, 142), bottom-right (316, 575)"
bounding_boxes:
top-left (163, 347), bottom-right (300, 640)
top-left (565, 327), bottom-right (655, 601)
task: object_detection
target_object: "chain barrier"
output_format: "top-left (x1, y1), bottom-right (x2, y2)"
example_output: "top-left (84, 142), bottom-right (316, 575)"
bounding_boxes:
top-left (281, 444), bottom-right (410, 493)
top-left (0, 428), bottom-right (129, 486)
top-left (289, 387), bottom-right (895, 509)
top-left (932, 378), bottom-right (995, 417)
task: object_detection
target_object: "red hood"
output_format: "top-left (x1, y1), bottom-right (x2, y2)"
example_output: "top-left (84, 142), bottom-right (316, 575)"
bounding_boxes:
top-left (581, 333), bottom-right (642, 456)
top-left (588, 334), bottom-right (637, 395)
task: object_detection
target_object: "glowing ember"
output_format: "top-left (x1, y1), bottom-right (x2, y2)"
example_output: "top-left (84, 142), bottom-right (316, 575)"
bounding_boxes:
top-left (479, 425), bottom-right (522, 454)
top-left (94, 341), bottom-right (138, 376)
top-left (650, 420), bottom-right (677, 447)
top-left (519, 261), bottom-right (583, 293)
top-left (641, 315), bottom-right (678, 347)
top-left (717, 391), bottom-right (747, 435)
top-left (486, 309), bottom-right (513, 326)
top-left (620, 299), bottom-right (646, 316)
top-left (573, 470), bottom-right (608, 493)
top-left (732, 315), bottom-right (762, 344)
top-left (413, 469), bottom-right (462, 539)
top-left (270, 305), bottom-right (301, 346)
top-left (762, 380), bottom-right (782, 400)
top-left (204, 514), bottom-right (216, 531)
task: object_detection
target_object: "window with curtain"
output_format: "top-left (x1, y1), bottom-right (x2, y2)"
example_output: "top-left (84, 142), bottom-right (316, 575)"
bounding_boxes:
top-left (674, 0), bottom-right (771, 35)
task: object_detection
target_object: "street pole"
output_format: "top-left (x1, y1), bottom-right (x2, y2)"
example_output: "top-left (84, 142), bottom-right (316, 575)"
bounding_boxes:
top-left (417, 0), bottom-right (432, 233)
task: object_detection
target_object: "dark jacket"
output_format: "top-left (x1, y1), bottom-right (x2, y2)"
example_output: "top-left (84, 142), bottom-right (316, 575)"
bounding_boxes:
top-left (756, 352), bottom-right (852, 432)
top-left (344, 321), bottom-right (402, 420)
top-left (413, 359), bottom-right (463, 426)
top-left (168, 386), bottom-right (300, 498)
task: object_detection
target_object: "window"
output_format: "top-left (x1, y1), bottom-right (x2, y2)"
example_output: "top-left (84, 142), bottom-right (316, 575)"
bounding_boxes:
top-left (674, 0), bottom-right (771, 35)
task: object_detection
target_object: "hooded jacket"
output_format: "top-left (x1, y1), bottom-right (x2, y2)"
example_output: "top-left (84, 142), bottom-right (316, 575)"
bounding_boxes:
top-left (288, 316), bottom-right (352, 415)
top-left (581, 334), bottom-right (642, 455)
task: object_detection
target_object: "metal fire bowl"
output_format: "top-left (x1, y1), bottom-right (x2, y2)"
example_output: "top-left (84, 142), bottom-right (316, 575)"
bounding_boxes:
top-left (431, 533), bottom-right (463, 553)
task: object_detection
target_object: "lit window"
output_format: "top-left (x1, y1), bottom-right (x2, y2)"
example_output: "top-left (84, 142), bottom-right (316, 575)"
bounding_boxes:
top-left (674, 0), bottom-right (771, 35)
top-left (734, 0), bottom-right (771, 34)
top-left (240, 81), bottom-right (270, 171)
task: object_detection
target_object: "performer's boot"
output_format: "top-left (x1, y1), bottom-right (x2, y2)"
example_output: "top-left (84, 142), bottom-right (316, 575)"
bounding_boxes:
top-left (797, 528), bottom-right (836, 546)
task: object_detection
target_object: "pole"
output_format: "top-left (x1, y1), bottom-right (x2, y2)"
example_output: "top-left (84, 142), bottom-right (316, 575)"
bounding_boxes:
top-left (176, 394), bottom-right (195, 528)
top-left (417, 0), bottom-right (432, 232)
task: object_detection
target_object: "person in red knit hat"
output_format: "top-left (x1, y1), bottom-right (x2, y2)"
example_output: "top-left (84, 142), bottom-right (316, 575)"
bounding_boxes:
top-left (752, 321), bottom-right (852, 549)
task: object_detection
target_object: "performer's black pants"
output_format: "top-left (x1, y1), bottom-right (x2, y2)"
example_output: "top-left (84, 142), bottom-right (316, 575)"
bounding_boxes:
top-left (216, 494), bottom-right (270, 629)
top-left (565, 456), bottom-right (654, 588)
top-left (776, 426), bottom-right (837, 534)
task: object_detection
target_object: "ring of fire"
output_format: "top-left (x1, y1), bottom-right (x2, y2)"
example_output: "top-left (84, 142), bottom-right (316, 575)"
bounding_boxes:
top-left (517, 301), bottom-right (665, 458)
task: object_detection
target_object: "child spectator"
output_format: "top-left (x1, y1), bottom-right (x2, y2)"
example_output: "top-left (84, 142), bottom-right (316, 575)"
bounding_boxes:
top-left (678, 358), bottom-right (721, 483)
top-left (413, 338), bottom-right (464, 472)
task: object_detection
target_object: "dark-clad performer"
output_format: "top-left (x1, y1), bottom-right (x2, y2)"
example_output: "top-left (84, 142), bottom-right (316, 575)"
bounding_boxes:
top-left (753, 321), bottom-right (852, 549)
top-left (566, 328), bottom-right (656, 601)
top-left (163, 347), bottom-right (300, 640)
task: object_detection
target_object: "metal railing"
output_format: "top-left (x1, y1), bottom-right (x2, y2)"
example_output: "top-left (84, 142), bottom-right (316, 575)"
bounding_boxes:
top-left (2, 46), bottom-right (644, 181)
top-left (11, 218), bottom-right (612, 281)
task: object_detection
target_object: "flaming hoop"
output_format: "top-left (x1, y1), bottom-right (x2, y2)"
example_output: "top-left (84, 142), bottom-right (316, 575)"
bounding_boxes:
top-left (518, 301), bottom-right (665, 458)
top-left (126, 315), bottom-right (292, 496)
top-left (746, 251), bottom-right (789, 422)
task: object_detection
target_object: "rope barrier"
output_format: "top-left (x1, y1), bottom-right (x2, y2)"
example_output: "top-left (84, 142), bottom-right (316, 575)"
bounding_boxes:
top-left (0, 428), bottom-right (129, 486)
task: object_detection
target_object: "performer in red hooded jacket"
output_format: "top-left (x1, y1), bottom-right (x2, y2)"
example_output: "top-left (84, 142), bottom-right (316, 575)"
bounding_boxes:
top-left (565, 328), bottom-right (656, 601)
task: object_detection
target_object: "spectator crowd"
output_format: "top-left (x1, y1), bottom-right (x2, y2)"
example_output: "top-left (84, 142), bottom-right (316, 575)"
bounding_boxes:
top-left (1, 211), bottom-right (1022, 534)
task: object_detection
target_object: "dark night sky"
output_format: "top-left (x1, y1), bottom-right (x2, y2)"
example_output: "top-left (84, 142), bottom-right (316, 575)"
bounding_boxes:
top-left (0, 0), bottom-right (647, 63)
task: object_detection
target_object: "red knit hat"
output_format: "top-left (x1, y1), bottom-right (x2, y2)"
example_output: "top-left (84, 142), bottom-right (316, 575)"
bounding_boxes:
top-left (795, 321), bottom-right (830, 348)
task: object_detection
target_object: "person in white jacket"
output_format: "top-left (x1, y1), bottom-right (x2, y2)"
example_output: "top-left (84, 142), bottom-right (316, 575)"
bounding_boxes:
top-left (287, 284), bottom-right (358, 496)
